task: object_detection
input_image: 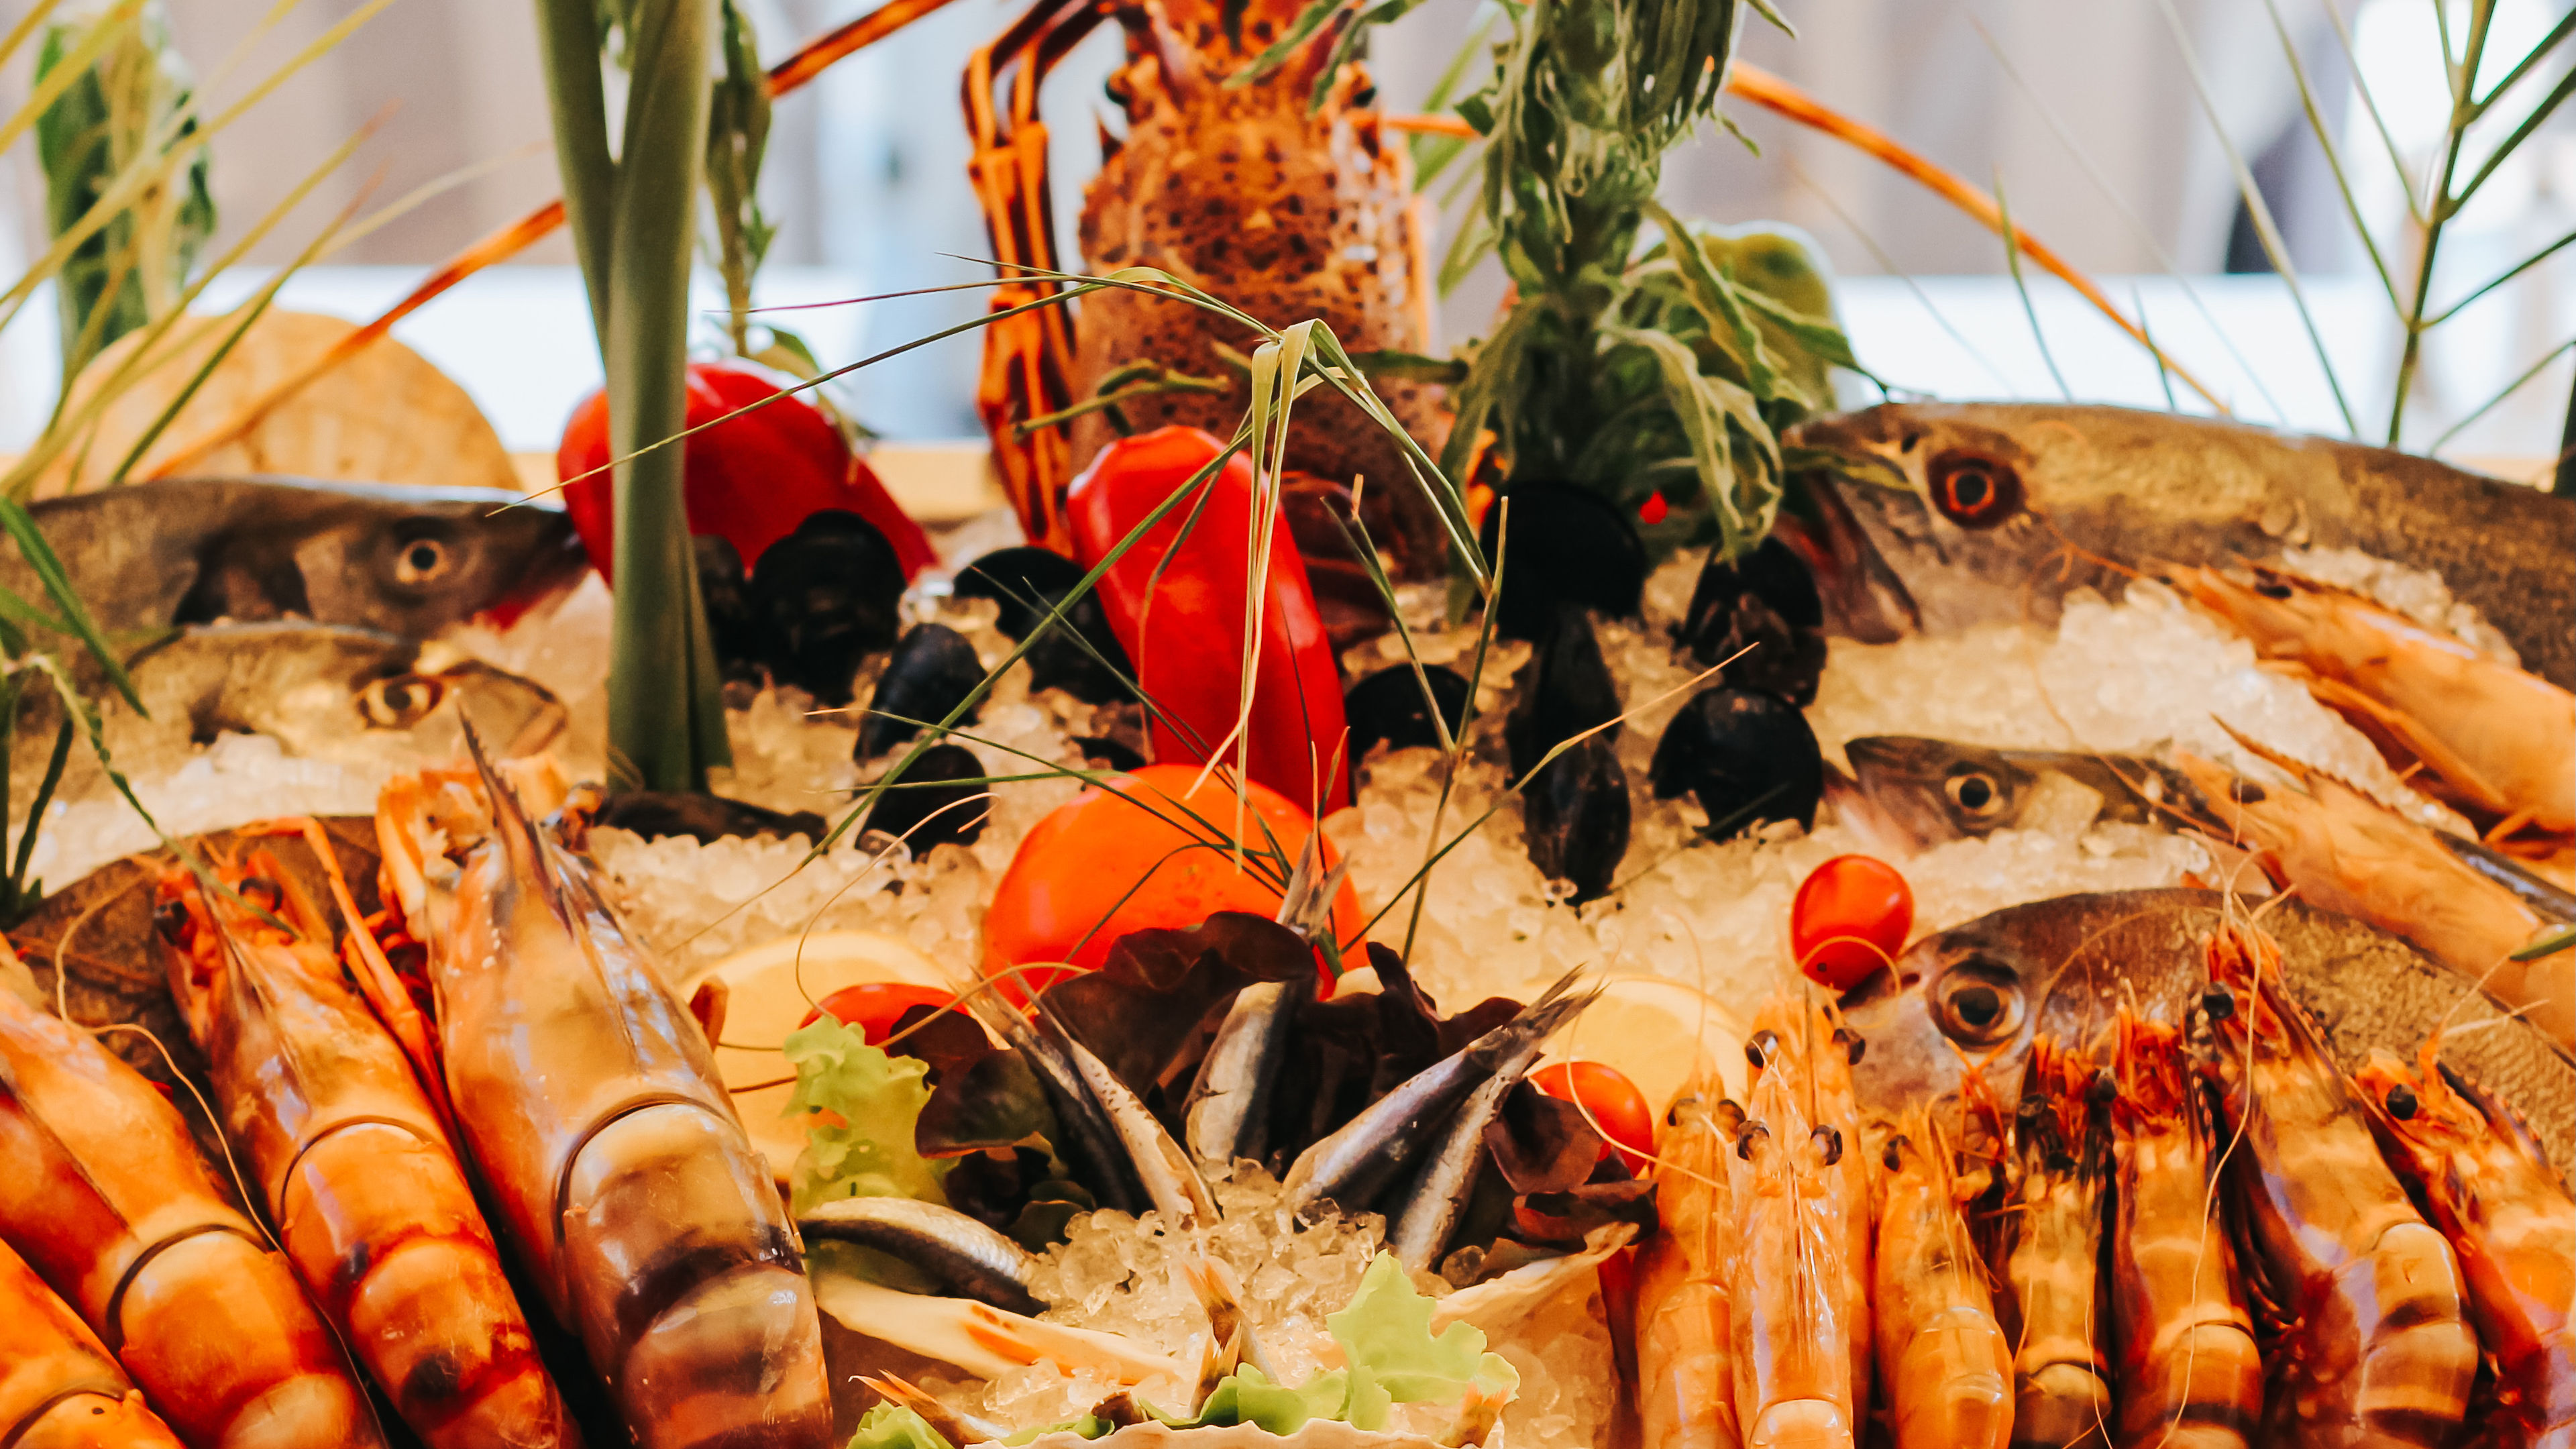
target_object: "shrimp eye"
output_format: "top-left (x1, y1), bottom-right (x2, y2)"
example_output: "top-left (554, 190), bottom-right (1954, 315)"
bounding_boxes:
top-left (1881, 1134), bottom-right (1908, 1170)
top-left (1747, 1030), bottom-right (1779, 1069)
top-left (2201, 988), bottom-right (2237, 1022)
top-left (1943, 767), bottom-right (2007, 820)
top-left (1844, 1033), bottom-right (1866, 1065)
top-left (394, 536), bottom-right (451, 585)
top-left (1812, 1125), bottom-right (1843, 1167)
top-left (238, 877), bottom-right (282, 914)
top-left (1735, 1121), bottom-right (1771, 1159)
top-left (2231, 780), bottom-right (2267, 804)
top-left (152, 900), bottom-right (191, 944)
top-left (2087, 1069), bottom-right (2116, 1106)
top-left (2255, 580), bottom-right (2294, 600)
top-left (2386, 1084), bottom-right (2418, 1120)
top-left (1927, 451), bottom-right (2023, 530)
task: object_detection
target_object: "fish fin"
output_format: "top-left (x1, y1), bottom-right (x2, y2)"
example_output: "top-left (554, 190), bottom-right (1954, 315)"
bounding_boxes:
top-left (462, 720), bottom-right (572, 928)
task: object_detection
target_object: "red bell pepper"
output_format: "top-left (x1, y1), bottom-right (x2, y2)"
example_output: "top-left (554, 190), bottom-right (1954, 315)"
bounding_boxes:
top-left (1068, 426), bottom-right (1352, 815)
top-left (557, 360), bottom-right (936, 582)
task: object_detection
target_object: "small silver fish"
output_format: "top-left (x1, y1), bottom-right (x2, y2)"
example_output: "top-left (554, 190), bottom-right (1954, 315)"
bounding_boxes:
top-left (1839, 735), bottom-right (2184, 847)
top-left (1281, 969), bottom-right (1597, 1217)
top-left (797, 1197), bottom-right (1044, 1315)
top-left (1181, 975), bottom-right (1311, 1171)
top-left (1786, 403), bottom-right (2576, 689)
top-left (1387, 1056), bottom-right (1538, 1272)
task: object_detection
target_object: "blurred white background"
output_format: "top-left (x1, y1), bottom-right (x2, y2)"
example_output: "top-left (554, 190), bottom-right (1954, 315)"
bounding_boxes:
top-left (4, 0), bottom-right (2573, 473)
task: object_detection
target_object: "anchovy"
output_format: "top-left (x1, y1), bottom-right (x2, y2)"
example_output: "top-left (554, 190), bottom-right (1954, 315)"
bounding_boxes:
top-left (1059, 1028), bottom-right (1218, 1230)
top-left (14, 476), bottom-right (584, 639)
top-left (1786, 402), bottom-right (2576, 689)
top-left (2439, 834), bottom-right (2576, 922)
top-left (1181, 975), bottom-right (1311, 1171)
top-left (797, 1197), bottom-right (1044, 1315)
top-left (1840, 889), bottom-right (2576, 1175)
top-left (1281, 969), bottom-right (1597, 1216)
top-left (956, 995), bottom-right (1149, 1216)
top-left (1387, 1061), bottom-right (1537, 1272)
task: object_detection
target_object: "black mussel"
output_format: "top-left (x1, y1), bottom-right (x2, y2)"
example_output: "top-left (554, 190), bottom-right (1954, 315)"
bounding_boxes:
top-left (749, 511), bottom-right (906, 705)
top-left (1070, 733), bottom-right (1148, 772)
top-left (694, 535), bottom-right (763, 682)
top-left (596, 790), bottom-right (827, 845)
top-left (858, 623), bottom-right (985, 761)
top-left (863, 741), bottom-right (989, 849)
top-left (1346, 665), bottom-right (1471, 763)
top-left (1523, 733), bottom-right (1630, 902)
top-left (952, 545), bottom-right (1136, 704)
top-left (1478, 482), bottom-right (1646, 641)
top-left (1507, 605), bottom-right (1623, 779)
top-left (1650, 686), bottom-right (1824, 832)
top-left (1678, 537), bottom-right (1829, 705)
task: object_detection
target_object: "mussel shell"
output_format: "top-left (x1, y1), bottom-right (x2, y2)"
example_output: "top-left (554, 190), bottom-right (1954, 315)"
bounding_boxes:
top-left (749, 510), bottom-right (906, 705)
top-left (1677, 539), bottom-right (1829, 706)
top-left (694, 534), bottom-right (763, 682)
top-left (1506, 606), bottom-right (1623, 780)
top-left (1649, 686), bottom-right (1824, 832)
top-left (1346, 665), bottom-right (1470, 763)
top-left (858, 623), bottom-right (985, 761)
top-left (1523, 733), bottom-right (1631, 902)
top-left (951, 545), bottom-right (1135, 705)
top-left (1478, 482), bottom-right (1646, 641)
top-left (863, 741), bottom-right (989, 849)
top-left (594, 791), bottom-right (828, 845)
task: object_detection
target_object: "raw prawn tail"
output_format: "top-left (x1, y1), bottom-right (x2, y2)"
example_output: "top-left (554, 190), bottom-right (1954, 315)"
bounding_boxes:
top-left (2105, 1008), bottom-right (2262, 1449)
top-left (1872, 1110), bottom-right (2011, 1449)
top-left (0, 1235), bottom-right (186, 1448)
top-left (2353, 1040), bottom-right (2576, 1444)
top-left (2202, 923), bottom-right (2479, 1448)
top-left (1994, 1037), bottom-right (2110, 1449)
top-left (422, 738), bottom-right (834, 1447)
top-left (1729, 1034), bottom-right (1856, 1449)
top-left (1747, 996), bottom-right (1876, 1416)
top-left (154, 857), bottom-right (582, 1449)
top-left (0, 990), bottom-right (388, 1449)
top-left (1631, 1079), bottom-right (1742, 1449)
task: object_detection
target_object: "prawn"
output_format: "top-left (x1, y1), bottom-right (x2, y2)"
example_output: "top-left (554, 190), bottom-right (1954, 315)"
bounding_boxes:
top-left (1729, 1028), bottom-right (1855, 1449)
top-left (1874, 1110), bottom-right (2012, 1449)
top-left (2106, 1009), bottom-right (2262, 1449)
top-left (2172, 563), bottom-right (2575, 837)
top-left (375, 747), bottom-right (833, 1448)
top-left (2203, 922), bottom-right (2477, 1448)
top-left (1631, 1077), bottom-right (1742, 1449)
top-left (0, 987), bottom-right (386, 1449)
top-left (0, 1234), bottom-right (186, 1448)
top-left (1995, 1038), bottom-right (2111, 1449)
top-left (154, 850), bottom-right (579, 1449)
top-left (2354, 1040), bottom-right (2574, 1447)
top-left (1750, 996), bottom-right (1876, 1411)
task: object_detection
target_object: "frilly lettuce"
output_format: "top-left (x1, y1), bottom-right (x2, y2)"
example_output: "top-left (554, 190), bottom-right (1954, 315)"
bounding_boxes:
top-left (784, 1016), bottom-right (949, 1214)
top-left (1323, 1253), bottom-right (1518, 1430)
top-left (848, 1404), bottom-right (957, 1449)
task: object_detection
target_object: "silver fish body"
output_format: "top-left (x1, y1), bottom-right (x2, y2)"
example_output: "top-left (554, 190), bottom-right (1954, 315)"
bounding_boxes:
top-left (1786, 403), bottom-right (2576, 688)
top-left (796, 1197), bottom-right (1044, 1315)
top-left (1385, 1052), bottom-right (1541, 1271)
top-left (1841, 890), bottom-right (2575, 1175)
top-left (1181, 976), bottom-right (1309, 1171)
top-left (17, 476), bottom-right (584, 639)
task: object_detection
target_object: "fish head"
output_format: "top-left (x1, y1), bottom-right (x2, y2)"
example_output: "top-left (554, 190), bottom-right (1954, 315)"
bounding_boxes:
top-left (197, 481), bottom-right (586, 637)
top-left (1841, 736), bottom-right (2038, 846)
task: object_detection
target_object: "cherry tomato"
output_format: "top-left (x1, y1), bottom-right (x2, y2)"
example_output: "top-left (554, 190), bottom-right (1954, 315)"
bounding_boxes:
top-left (981, 763), bottom-right (1362, 998)
top-left (1532, 1059), bottom-right (1657, 1167)
top-left (1790, 853), bottom-right (1914, 990)
top-left (557, 359), bottom-right (936, 584)
top-left (798, 981), bottom-right (955, 1042)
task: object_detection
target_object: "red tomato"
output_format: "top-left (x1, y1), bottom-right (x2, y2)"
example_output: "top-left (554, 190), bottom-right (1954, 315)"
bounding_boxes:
top-left (1790, 854), bottom-right (1915, 989)
top-left (1068, 427), bottom-right (1351, 815)
top-left (981, 763), bottom-right (1363, 998)
top-left (557, 360), bottom-right (936, 584)
top-left (798, 981), bottom-right (955, 1042)
top-left (1532, 1060), bottom-right (1657, 1167)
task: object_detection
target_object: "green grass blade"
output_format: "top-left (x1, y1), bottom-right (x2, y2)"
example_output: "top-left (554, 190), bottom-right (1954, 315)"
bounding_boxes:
top-left (0, 499), bottom-right (141, 708)
top-left (2261, 0), bottom-right (2401, 313)
top-left (1994, 176), bottom-right (2071, 402)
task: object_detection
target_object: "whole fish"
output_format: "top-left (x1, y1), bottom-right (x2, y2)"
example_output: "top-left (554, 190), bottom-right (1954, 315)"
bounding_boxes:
top-left (11, 623), bottom-right (566, 785)
top-left (1839, 736), bottom-right (2184, 847)
top-left (1181, 975), bottom-right (1310, 1171)
top-left (14, 476), bottom-right (584, 639)
top-left (1839, 889), bottom-right (2576, 1175)
top-left (796, 1197), bottom-right (1043, 1315)
top-left (1784, 403), bottom-right (2576, 689)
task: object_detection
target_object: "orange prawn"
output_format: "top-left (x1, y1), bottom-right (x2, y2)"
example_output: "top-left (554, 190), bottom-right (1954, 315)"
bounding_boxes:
top-left (0, 1234), bottom-right (186, 1448)
top-left (1874, 1110), bottom-right (2012, 1449)
top-left (1631, 1077), bottom-right (1742, 1449)
top-left (1995, 1038), bottom-right (2111, 1449)
top-left (1729, 1023), bottom-right (1856, 1449)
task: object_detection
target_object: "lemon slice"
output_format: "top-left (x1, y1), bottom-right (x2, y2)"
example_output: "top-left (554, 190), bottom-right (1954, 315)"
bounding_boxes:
top-left (1549, 975), bottom-right (1752, 1122)
top-left (690, 930), bottom-right (967, 1181)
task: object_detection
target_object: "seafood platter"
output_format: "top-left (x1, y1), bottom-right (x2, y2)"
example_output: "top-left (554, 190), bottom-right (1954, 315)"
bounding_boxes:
top-left (2, 2), bottom-right (2573, 1449)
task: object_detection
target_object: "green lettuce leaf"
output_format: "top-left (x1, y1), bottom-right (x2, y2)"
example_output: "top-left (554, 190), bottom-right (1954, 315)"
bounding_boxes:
top-left (1187, 1365), bottom-right (1352, 1435)
top-left (1325, 1254), bottom-right (1519, 1430)
top-left (847, 1405), bottom-right (957, 1449)
top-left (784, 1016), bottom-right (949, 1214)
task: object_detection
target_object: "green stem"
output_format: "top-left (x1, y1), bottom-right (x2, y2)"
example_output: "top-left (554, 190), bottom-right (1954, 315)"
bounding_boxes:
top-left (533, 0), bottom-right (616, 344)
top-left (2389, 0), bottom-right (2494, 445)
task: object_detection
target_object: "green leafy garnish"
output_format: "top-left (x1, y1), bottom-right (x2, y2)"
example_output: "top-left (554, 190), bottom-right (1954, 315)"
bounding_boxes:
top-left (848, 1405), bottom-right (958, 1449)
top-left (1325, 1253), bottom-right (1519, 1430)
top-left (783, 1016), bottom-right (949, 1213)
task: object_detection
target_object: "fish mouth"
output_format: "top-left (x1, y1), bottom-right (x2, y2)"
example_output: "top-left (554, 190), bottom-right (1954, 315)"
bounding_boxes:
top-left (478, 524), bottom-right (591, 629)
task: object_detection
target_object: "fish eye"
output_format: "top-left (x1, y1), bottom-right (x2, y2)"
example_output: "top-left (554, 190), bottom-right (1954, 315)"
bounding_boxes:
top-left (394, 536), bottom-right (451, 585)
top-left (360, 674), bottom-right (445, 729)
top-left (1927, 451), bottom-right (2024, 530)
top-left (1943, 767), bottom-right (2006, 818)
top-left (1932, 957), bottom-right (2026, 1046)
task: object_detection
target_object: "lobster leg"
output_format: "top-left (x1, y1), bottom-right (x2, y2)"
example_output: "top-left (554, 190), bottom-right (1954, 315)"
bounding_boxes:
top-left (967, 0), bottom-right (1112, 553)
